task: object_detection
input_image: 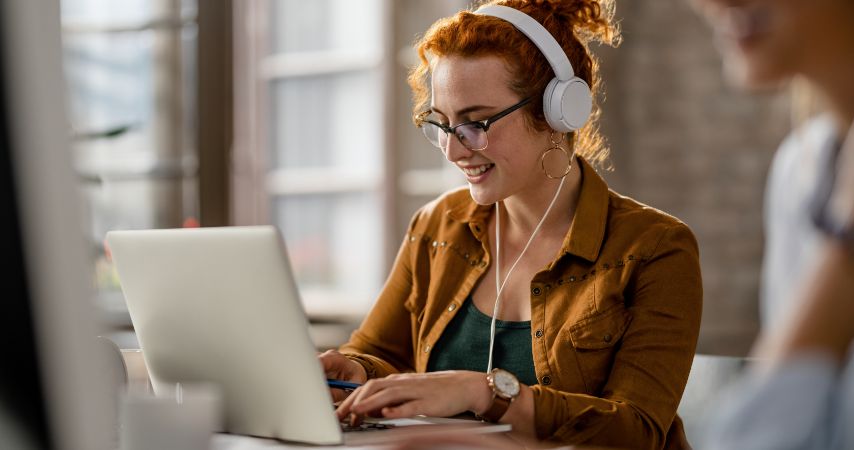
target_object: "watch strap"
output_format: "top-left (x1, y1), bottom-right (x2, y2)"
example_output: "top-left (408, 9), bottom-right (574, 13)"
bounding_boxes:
top-left (479, 394), bottom-right (511, 422)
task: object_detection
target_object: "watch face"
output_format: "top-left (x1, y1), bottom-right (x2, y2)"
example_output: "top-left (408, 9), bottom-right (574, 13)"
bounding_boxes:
top-left (493, 370), bottom-right (520, 397)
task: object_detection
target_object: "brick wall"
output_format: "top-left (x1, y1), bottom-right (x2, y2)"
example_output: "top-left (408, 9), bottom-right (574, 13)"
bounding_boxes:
top-left (596, 0), bottom-right (791, 355)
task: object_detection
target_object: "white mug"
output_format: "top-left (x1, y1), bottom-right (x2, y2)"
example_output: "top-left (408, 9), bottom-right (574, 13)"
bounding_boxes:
top-left (120, 382), bottom-right (222, 450)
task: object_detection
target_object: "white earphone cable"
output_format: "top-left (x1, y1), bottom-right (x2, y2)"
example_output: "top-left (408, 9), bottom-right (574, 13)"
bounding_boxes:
top-left (486, 174), bottom-right (567, 372)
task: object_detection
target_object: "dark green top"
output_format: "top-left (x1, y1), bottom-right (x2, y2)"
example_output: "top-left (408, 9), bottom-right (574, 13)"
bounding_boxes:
top-left (426, 296), bottom-right (538, 386)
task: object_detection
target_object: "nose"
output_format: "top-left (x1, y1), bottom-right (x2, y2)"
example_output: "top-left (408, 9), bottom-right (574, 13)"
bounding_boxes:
top-left (443, 133), bottom-right (474, 163)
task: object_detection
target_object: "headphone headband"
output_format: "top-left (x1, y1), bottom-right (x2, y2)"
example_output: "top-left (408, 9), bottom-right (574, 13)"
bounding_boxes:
top-left (475, 5), bottom-right (575, 81)
top-left (473, 4), bottom-right (592, 132)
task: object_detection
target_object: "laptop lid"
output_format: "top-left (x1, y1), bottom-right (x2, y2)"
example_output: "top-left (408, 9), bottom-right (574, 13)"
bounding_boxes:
top-left (107, 226), bottom-right (344, 445)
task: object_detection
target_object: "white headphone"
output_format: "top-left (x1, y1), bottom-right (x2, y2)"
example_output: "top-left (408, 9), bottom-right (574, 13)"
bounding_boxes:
top-left (475, 5), bottom-right (592, 133)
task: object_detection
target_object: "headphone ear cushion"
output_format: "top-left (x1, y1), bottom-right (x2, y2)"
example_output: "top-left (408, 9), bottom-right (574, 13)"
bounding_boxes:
top-left (543, 77), bottom-right (592, 132)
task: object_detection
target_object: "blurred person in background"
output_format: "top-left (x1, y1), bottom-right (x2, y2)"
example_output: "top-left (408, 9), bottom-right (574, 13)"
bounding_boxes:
top-left (690, 0), bottom-right (854, 448)
top-left (319, 0), bottom-right (704, 448)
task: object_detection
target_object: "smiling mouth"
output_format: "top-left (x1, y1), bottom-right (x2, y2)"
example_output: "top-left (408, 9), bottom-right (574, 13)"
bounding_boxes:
top-left (461, 163), bottom-right (494, 177)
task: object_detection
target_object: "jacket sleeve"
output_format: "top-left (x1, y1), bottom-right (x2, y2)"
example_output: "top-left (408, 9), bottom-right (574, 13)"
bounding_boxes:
top-left (531, 223), bottom-right (703, 449)
top-left (338, 209), bottom-right (426, 378)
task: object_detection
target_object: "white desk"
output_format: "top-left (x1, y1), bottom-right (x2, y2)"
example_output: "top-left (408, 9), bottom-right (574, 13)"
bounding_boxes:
top-left (212, 434), bottom-right (386, 449)
top-left (211, 432), bottom-right (525, 450)
top-left (211, 420), bottom-right (515, 450)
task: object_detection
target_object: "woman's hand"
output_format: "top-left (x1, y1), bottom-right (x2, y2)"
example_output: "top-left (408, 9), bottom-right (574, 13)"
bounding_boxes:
top-left (318, 349), bottom-right (368, 402)
top-left (335, 370), bottom-right (493, 424)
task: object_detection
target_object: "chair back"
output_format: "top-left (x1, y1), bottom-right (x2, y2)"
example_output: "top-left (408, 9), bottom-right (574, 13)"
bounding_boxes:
top-left (678, 354), bottom-right (749, 444)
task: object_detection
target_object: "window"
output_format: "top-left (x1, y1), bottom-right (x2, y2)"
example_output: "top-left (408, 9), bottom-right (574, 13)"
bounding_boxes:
top-left (60, 0), bottom-right (198, 329)
top-left (234, 0), bottom-right (469, 321)
top-left (236, 0), bottom-right (389, 318)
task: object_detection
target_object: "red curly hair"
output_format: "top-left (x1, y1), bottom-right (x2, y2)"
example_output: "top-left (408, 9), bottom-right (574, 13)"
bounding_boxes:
top-left (408, 0), bottom-right (620, 168)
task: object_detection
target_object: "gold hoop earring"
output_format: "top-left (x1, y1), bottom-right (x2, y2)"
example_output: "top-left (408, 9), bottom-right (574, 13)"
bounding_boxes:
top-left (540, 132), bottom-right (572, 179)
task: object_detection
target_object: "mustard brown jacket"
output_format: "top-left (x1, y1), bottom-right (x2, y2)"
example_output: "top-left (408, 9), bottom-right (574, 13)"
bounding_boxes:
top-left (340, 157), bottom-right (702, 449)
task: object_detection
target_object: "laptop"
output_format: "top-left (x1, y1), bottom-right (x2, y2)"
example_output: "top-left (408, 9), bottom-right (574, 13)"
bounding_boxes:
top-left (106, 226), bottom-right (510, 445)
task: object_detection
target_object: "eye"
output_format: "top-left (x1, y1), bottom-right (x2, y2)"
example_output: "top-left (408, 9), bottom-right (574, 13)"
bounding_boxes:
top-left (429, 112), bottom-right (449, 127)
top-left (424, 117), bottom-right (449, 128)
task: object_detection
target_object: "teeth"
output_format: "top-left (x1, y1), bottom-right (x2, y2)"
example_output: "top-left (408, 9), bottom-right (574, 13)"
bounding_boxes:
top-left (462, 164), bottom-right (493, 176)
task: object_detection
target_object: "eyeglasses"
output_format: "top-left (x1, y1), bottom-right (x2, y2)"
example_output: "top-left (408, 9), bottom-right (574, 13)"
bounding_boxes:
top-left (415, 97), bottom-right (531, 151)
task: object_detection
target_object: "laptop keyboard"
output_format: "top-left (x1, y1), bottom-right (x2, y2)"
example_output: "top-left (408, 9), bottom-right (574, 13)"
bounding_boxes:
top-left (340, 421), bottom-right (396, 433)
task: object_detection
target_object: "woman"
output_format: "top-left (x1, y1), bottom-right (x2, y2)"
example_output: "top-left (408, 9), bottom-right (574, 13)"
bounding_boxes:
top-left (689, 0), bottom-right (854, 448)
top-left (321, 1), bottom-right (703, 448)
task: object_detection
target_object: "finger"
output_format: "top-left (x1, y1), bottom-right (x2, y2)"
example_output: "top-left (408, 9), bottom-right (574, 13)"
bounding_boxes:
top-left (349, 385), bottom-right (418, 416)
top-left (336, 376), bottom-right (413, 421)
top-left (329, 388), bottom-right (349, 403)
top-left (335, 387), bottom-right (357, 420)
top-left (336, 378), bottom-right (389, 423)
top-left (336, 381), bottom-right (372, 421)
top-left (317, 350), bottom-right (342, 376)
top-left (380, 399), bottom-right (427, 419)
top-left (319, 350), bottom-right (367, 383)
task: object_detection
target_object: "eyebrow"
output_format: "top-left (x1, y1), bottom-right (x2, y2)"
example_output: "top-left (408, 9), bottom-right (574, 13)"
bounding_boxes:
top-left (430, 104), bottom-right (495, 119)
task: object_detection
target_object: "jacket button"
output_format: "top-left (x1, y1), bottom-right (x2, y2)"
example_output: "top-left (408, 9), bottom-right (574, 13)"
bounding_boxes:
top-left (541, 375), bottom-right (551, 385)
top-left (432, 241), bottom-right (438, 247)
top-left (470, 260), bottom-right (477, 266)
top-left (535, 329), bottom-right (544, 338)
top-left (447, 303), bottom-right (457, 312)
top-left (423, 344), bottom-right (431, 353)
top-left (531, 287), bottom-right (542, 296)
top-left (409, 236), bottom-right (416, 242)
top-left (569, 276), bottom-right (576, 282)
top-left (604, 334), bottom-right (612, 343)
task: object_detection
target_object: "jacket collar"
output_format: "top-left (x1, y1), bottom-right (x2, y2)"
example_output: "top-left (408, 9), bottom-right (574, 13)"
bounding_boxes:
top-left (562, 157), bottom-right (609, 262)
top-left (445, 157), bottom-right (609, 262)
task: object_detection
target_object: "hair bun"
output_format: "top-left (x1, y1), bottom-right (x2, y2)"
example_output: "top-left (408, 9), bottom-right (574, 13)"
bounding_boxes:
top-left (483, 0), bottom-right (620, 46)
